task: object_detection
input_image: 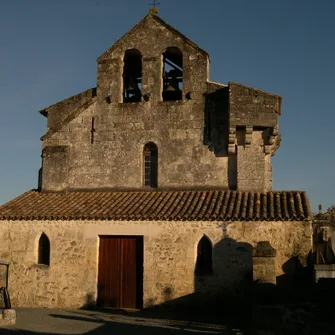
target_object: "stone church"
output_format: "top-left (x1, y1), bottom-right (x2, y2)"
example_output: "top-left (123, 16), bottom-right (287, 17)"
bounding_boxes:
top-left (0, 10), bottom-right (312, 309)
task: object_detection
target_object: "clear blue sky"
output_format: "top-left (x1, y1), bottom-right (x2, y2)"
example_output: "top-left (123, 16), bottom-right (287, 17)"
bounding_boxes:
top-left (0, 0), bottom-right (334, 213)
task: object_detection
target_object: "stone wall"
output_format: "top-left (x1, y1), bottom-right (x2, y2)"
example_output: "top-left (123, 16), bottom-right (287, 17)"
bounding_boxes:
top-left (40, 14), bottom-right (282, 193)
top-left (42, 91), bottom-right (280, 192)
top-left (229, 82), bottom-right (281, 128)
top-left (43, 100), bottom-right (229, 191)
top-left (0, 219), bottom-right (311, 308)
top-left (237, 131), bottom-right (267, 191)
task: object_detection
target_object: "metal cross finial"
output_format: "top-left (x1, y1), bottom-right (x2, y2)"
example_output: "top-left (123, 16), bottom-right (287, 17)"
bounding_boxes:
top-left (149, 0), bottom-right (160, 8)
top-left (148, 0), bottom-right (160, 13)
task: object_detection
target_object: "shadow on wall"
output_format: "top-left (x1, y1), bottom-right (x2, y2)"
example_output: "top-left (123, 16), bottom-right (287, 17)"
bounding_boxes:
top-left (194, 236), bottom-right (253, 325)
top-left (203, 88), bottom-right (237, 189)
top-left (81, 292), bottom-right (96, 310)
top-left (139, 236), bottom-right (314, 327)
top-left (89, 236), bottom-right (313, 328)
top-left (277, 256), bottom-right (313, 292)
top-left (252, 249), bottom-right (316, 309)
top-left (136, 236), bottom-right (255, 327)
top-left (203, 88), bottom-right (229, 158)
top-left (194, 237), bottom-right (253, 306)
top-left (252, 257), bottom-right (314, 307)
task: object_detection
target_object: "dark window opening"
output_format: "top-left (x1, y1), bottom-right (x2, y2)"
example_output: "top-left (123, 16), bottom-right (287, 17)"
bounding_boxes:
top-left (195, 236), bottom-right (213, 276)
top-left (236, 126), bottom-right (246, 146)
top-left (90, 117), bottom-right (96, 144)
top-left (162, 47), bottom-right (183, 101)
top-left (38, 233), bottom-right (50, 266)
top-left (143, 142), bottom-right (158, 188)
top-left (123, 49), bottom-right (142, 103)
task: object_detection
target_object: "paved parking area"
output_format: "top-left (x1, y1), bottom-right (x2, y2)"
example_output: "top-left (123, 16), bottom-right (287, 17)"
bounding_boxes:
top-left (1, 308), bottom-right (244, 335)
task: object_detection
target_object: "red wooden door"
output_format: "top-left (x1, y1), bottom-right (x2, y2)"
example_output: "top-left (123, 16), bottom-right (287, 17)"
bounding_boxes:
top-left (97, 236), bottom-right (143, 309)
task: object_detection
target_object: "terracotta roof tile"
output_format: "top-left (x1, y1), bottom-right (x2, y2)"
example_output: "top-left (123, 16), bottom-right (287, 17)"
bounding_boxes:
top-left (0, 190), bottom-right (312, 222)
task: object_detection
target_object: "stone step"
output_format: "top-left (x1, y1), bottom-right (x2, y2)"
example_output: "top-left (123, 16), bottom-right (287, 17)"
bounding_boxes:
top-left (0, 309), bottom-right (16, 326)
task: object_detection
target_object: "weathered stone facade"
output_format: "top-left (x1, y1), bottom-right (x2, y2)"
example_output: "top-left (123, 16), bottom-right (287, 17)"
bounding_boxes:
top-left (39, 12), bottom-right (281, 193)
top-left (0, 219), bottom-right (310, 308)
top-left (0, 11), bottom-right (312, 309)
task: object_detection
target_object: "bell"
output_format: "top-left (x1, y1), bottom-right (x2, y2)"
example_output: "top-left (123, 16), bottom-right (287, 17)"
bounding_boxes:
top-left (165, 84), bottom-right (176, 92)
top-left (126, 84), bottom-right (135, 93)
top-left (125, 76), bottom-right (140, 93)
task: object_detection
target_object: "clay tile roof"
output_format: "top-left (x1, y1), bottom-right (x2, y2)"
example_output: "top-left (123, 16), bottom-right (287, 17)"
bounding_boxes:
top-left (0, 190), bottom-right (312, 222)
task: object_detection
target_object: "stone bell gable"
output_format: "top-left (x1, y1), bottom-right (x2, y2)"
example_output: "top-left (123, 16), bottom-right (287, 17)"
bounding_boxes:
top-left (97, 12), bottom-right (209, 104)
top-left (38, 11), bottom-right (281, 194)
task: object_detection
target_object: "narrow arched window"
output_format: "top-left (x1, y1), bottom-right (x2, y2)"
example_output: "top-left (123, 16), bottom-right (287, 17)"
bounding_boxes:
top-left (195, 236), bottom-right (212, 275)
top-left (162, 47), bottom-right (183, 101)
top-left (123, 49), bottom-right (142, 103)
top-left (38, 233), bottom-right (50, 266)
top-left (143, 142), bottom-right (158, 188)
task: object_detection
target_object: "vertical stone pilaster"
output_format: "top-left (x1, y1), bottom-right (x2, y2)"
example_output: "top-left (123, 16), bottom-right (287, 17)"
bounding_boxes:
top-left (253, 241), bottom-right (276, 284)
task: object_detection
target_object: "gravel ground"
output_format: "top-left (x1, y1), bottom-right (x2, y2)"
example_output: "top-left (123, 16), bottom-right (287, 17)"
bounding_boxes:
top-left (0, 308), bottom-right (244, 335)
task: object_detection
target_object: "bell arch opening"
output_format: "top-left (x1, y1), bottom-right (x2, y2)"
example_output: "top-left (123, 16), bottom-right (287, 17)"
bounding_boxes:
top-left (123, 49), bottom-right (142, 103)
top-left (162, 47), bottom-right (183, 101)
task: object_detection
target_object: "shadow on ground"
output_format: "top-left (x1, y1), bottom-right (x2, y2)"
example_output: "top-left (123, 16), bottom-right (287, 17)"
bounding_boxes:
top-left (0, 306), bottom-right (243, 335)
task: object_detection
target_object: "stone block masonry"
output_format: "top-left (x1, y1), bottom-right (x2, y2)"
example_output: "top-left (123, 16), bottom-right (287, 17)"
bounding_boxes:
top-left (0, 219), bottom-right (311, 308)
top-left (39, 12), bottom-right (281, 193)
